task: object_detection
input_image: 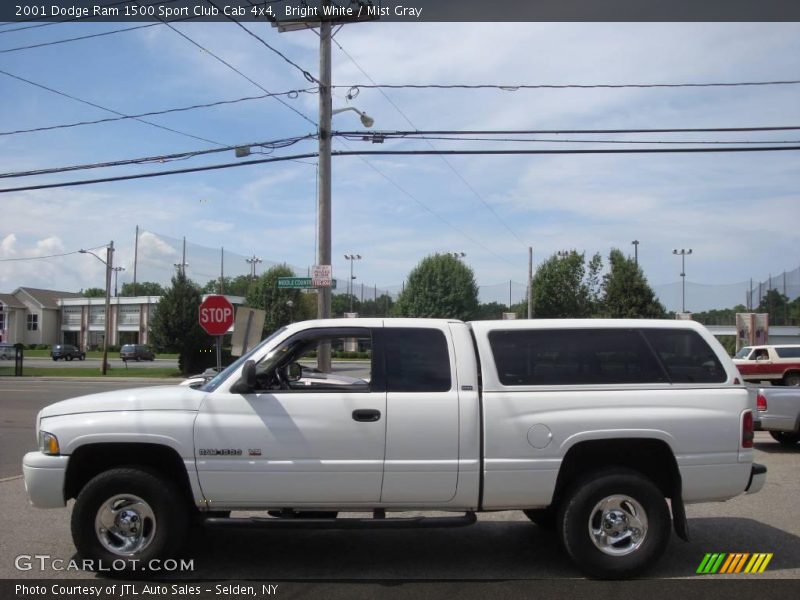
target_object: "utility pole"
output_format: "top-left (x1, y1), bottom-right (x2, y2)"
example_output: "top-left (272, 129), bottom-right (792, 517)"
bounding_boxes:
top-left (132, 225), bottom-right (138, 296)
top-left (317, 7), bottom-right (333, 372)
top-left (631, 240), bottom-right (639, 266)
top-left (527, 246), bottom-right (533, 319)
top-left (220, 247), bottom-right (225, 294)
top-left (102, 241), bottom-right (114, 376)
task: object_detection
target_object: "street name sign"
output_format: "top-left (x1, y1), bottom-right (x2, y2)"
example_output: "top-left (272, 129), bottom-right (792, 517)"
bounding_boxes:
top-left (277, 277), bottom-right (337, 289)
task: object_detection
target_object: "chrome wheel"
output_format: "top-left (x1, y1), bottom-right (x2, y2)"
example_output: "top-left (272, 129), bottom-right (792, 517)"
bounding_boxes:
top-left (94, 494), bottom-right (156, 556)
top-left (588, 494), bottom-right (648, 556)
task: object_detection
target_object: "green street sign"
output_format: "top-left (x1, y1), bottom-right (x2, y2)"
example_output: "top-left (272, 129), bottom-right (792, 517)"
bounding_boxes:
top-left (277, 277), bottom-right (337, 289)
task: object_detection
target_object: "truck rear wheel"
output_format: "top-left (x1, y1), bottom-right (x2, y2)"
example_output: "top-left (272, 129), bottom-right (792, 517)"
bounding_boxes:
top-left (769, 431), bottom-right (800, 446)
top-left (558, 468), bottom-right (670, 579)
top-left (71, 467), bottom-right (188, 571)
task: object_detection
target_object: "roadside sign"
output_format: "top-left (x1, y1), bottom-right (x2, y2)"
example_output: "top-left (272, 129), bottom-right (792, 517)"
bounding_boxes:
top-left (199, 295), bottom-right (234, 336)
top-left (277, 277), bottom-right (337, 289)
top-left (231, 307), bottom-right (266, 357)
top-left (312, 264), bottom-right (332, 288)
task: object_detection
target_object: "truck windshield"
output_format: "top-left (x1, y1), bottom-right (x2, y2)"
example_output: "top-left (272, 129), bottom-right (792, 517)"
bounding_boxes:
top-left (734, 347), bottom-right (752, 359)
top-left (200, 327), bottom-right (288, 393)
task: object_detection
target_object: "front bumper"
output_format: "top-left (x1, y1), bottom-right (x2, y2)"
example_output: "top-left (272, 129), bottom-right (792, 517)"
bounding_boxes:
top-left (745, 463), bottom-right (767, 495)
top-left (22, 452), bottom-right (68, 508)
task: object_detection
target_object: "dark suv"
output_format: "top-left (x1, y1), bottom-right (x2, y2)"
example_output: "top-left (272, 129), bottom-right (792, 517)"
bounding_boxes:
top-left (51, 344), bottom-right (86, 361)
top-left (120, 344), bottom-right (155, 362)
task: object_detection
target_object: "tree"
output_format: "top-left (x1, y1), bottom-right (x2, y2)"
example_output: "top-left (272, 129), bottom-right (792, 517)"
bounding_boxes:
top-left (120, 281), bottom-right (165, 297)
top-left (531, 251), bottom-right (602, 318)
top-left (757, 289), bottom-right (790, 325)
top-left (331, 293), bottom-right (360, 317)
top-left (601, 248), bottom-right (666, 318)
top-left (394, 254), bottom-right (479, 320)
top-left (82, 287), bottom-right (106, 298)
top-left (474, 301), bottom-right (509, 320)
top-left (201, 275), bottom-right (254, 297)
top-left (245, 265), bottom-right (302, 335)
top-left (149, 271), bottom-right (209, 374)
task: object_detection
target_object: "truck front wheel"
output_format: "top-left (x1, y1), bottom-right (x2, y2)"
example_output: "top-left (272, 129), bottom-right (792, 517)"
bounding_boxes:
top-left (71, 468), bottom-right (188, 570)
top-left (558, 469), bottom-right (670, 579)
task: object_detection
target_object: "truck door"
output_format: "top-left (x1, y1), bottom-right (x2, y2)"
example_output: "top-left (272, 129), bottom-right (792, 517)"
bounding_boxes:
top-left (194, 327), bottom-right (386, 507)
top-left (379, 325), bottom-right (460, 503)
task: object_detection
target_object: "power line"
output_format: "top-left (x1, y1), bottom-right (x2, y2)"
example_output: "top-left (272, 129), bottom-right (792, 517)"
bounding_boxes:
top-left (341, 79), bottom-right (800, 96)
top-left (0, 88), bottom-right (317, 137)
top-left (0, 68), bottom-right (225, 147)
top-left (148, 3), bottom-right (317, 127)
top-left (330, 35), bottom-right (527, 249)
top-left (339, 133), bottom-right (800, 145)
top-left (0, 151), bottom-right (320, 193)
top-left (0, 244), bottom-right (107, 262)
top-left (0, 22), bottom-right (173, 54)
top-left (4, 144), bottom-right (800, 194)
top-left (0, 134), bottom-right (314, 179)
top-left (335, 125), bottom-right (800, 136)
top-left (212, 0), bottom-right (319, 84)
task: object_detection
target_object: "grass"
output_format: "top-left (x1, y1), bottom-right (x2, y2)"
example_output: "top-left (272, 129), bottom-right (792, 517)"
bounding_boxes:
top-left (21, 349), bottom-right (179, 359)
top-left (0, 367), bottom-right (183, 378)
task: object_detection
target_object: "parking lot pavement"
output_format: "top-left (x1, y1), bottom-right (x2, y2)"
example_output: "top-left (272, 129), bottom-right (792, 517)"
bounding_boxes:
top-left (1, 433), bottom-right (798, 581)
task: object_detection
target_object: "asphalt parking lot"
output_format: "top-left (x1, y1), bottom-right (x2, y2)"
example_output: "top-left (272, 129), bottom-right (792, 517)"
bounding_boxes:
top-left (1, 378), bottom-right (798, 582)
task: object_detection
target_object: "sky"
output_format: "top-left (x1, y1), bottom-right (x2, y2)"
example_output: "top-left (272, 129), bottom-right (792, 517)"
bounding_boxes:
top-left (1, 12), bottom-right (799, 311)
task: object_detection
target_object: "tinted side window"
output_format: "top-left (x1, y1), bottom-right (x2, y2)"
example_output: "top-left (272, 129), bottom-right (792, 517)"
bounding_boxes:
top-left (384, 328), bottom-right (451, 392)
top-left (489, 329), bottom-right (666, 386)
top-left (643, 329), bottom-right (726, 383)
top-left (775, 347), bottom-right (800, 358)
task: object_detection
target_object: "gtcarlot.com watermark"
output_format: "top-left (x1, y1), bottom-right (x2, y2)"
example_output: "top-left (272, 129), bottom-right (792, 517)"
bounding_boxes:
top-left (15, 554), bottom-right (194, 573)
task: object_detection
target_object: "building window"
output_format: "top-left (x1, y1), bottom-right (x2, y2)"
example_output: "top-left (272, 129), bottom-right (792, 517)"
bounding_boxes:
top-left (27, 314), bottom-right (39, 331)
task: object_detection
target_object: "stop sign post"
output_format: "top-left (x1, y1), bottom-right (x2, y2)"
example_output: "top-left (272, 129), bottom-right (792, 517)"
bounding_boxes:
top-left (199, 295), bottom-right (234, 371)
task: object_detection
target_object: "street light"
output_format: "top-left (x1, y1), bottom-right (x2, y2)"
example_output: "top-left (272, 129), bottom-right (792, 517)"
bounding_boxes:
top-left (344, 254), bottom-right (362, 312)
top-left (80, 241), bottom-right (114, 375)
top-left (286, 299), bottom-right (294, 323)
top-left (673, 248), bottom-right (693, 313)
top-left (331, 106), bottom-right (375, 128)
top-left (448, 252), bottom-right (466, 259)
top-left (631, 240), bottom-right (640, 266)
top-left (246, 255), bottom-right (262, 280)
top-left (112, 266), bottom-right (125, 297)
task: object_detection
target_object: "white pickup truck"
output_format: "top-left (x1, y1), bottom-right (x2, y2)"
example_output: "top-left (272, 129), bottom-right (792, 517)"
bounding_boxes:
top-left (23, 318), bottom-right (765, 579)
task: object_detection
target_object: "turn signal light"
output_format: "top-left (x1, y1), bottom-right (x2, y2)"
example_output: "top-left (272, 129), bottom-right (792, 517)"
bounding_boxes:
top-left (756, 394), bottom-right (767, 412)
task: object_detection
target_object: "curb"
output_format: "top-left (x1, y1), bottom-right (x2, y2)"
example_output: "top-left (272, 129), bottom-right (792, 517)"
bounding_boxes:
top-left (1, 377), bottom-right (181, 384)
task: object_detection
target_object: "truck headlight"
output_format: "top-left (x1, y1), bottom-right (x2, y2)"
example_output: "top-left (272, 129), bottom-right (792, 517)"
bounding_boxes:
top-left (39, 431), bottom-right (60, 455)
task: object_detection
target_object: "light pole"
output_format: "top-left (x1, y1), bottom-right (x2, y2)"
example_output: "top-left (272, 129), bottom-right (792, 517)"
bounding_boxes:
top-left (112, 266), bottom-right (125, 297)
top-left (344, 254), bottom-right (362, 312)
top-left (286, 299), bottom-right (294, 323)
top-left (80, 241), bottom-right (114, 375)
top-left (447, 252), bottom-right (466, 259)
top-left (631, 240), bottom-right (639, 266)
top-left (246, 255), bottom-right (262, 280)
top-left (673, 248), bottom-right (693, 313)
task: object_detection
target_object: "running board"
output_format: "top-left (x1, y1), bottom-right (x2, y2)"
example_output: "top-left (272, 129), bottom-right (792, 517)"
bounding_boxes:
top-left (204, 511), bottom-right (477, 530)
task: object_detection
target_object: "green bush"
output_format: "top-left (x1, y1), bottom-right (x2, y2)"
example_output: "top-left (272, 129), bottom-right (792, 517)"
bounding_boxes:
top-left (37, 344), bottom-right (50, 350)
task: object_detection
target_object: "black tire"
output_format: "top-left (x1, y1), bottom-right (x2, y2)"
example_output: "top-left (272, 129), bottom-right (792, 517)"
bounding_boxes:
top-left (52, 357), bottom-right (57, 361)
top-left (79, 355), bottom-right (85, 361)
top-left (523, 508), bottom-right (556, 530)
top-left (67, 355), bottom-right (73, 361)
top-left (71, 468), bottom-right (188, 571)
top-left (558, 468), bottom-right (670, 579)
top-left (769, 431), bottom-right (800, 446)
top-left (783, 372), bottom-right (800, 387)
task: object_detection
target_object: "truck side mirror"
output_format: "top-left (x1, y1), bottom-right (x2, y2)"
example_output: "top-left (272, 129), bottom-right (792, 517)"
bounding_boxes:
top-left (230, 360), bottom-right (257, 394)
top-left (287, 362), bottom-right (302, 382)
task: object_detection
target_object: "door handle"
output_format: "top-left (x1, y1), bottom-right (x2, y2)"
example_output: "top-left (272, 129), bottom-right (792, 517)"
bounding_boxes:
top-left (352, 409), bottom-right (381, 422)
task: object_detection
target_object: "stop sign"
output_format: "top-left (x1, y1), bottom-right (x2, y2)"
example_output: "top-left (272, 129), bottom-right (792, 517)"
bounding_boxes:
top-left (199, 295), bottom-right (234, 336)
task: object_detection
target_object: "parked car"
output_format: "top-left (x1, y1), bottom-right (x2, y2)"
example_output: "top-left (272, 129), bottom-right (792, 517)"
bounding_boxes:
top-left (0, 342), bottom-right (15, 360)
top-left (754, 385), bottom-right (800, 445)
top-left (50, 344), bottom-right (85, 361)
top-left (120, 344), bottom-right (155, 362)
top-left (733, 344), bottom-right (800, 386)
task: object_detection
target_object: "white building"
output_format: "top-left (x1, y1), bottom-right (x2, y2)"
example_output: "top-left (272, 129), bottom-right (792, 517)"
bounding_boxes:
top-left (0, 288), bottom-right (83, 345)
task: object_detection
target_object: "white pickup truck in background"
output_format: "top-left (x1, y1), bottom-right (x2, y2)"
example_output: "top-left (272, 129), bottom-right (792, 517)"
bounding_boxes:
top-left (23, 318), bottom-right (765, 579)
top-left (755, 386), bottom-right (800, 446)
